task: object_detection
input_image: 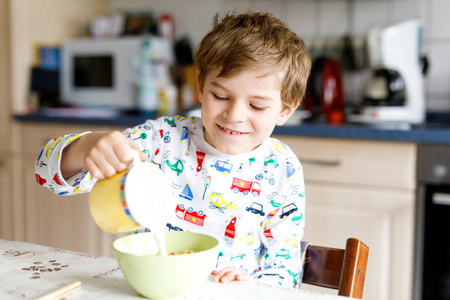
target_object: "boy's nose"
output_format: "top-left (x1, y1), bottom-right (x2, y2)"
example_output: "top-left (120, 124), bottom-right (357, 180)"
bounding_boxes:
top-left (224, 101), bottom-right (247, 122)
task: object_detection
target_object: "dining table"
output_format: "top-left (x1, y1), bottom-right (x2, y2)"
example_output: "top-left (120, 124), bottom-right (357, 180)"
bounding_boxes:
top-left (0, 239), bottom-right (350, 300)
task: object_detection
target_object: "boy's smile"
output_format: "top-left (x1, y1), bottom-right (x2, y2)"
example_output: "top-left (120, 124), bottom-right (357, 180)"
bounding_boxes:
top-left (197, 68), bottom-right (297, 155)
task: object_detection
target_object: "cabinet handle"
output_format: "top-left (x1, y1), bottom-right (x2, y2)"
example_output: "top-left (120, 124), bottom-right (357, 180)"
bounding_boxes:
top-left (298, 157), bottom-right (341, 167)
top-left (432, 193), bottom-right (450, 206)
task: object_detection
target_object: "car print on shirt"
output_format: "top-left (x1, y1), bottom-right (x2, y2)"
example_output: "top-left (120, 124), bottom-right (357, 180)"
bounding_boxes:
top-left (276, 249), bottom-right (291, 259)
top-left (264, 154), bottom-right (279, 168)
top-left (230, 177), bottom-right (261, 197)
top-left (246, 202), bottom-right (265, 216)
top-left (175, 204), bottom-right (206, 226)
top-left (280, 203), bottom-right (298, 219)
top-left (164, 116), bottom-right (176, 127)
top-left (211, 160), bottom-right (233, 175)
top-left (166, 223), bottom-right (183, 231)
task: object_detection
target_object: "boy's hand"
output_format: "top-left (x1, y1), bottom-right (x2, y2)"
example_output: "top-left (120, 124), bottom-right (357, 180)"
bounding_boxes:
top-left (211, 267), bottom-right (254, 283)
top-left (61, 131), bottom-right (147, 180)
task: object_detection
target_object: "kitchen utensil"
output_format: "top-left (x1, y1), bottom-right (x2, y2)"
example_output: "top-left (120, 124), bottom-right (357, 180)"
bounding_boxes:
top-left (34, 281), bottom-right (81, 300)
top-left (113, 231), bottom-right (219, 299)
top-left (90, 150), bottom-right (171, 255)
top-left (303, 56), bottom-right (345, 124)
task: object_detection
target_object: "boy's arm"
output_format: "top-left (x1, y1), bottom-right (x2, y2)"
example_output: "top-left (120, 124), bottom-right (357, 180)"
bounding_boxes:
top-left (253, 160), bottom-right (306, 288)
top-left (61, 131), bottom-right (145, 180)
top-left (34, 132), bottom-right (93, 195)
top-left (35, 130), bottom-right (147, 196)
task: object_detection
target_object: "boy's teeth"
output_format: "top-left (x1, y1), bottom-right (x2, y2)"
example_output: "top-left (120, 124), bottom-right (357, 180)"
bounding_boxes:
top-left (218, 124), bottom-right (246, 135)
top-left (223, 127), bottom-right (240, 135)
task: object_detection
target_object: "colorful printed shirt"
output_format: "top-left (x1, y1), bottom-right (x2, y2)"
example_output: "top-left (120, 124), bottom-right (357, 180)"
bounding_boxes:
top-left (34, 116), bottom-right (306, 287)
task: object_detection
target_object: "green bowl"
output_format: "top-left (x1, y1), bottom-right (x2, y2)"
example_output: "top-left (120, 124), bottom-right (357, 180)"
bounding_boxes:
top-left (113, 231), bottom-right (219, 299)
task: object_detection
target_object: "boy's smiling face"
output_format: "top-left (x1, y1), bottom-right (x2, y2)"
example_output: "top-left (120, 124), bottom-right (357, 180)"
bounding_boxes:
top-left (197, 68), bottom-right (297, 155)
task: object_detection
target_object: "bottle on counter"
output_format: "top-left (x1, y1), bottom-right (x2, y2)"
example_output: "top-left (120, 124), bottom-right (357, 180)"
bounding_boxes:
top-left (136, 37), bottom-right (159, 112)
top-left (158, 13), bottom-right (175, 40)
top-left (155, 58), bottom-right (177, 116)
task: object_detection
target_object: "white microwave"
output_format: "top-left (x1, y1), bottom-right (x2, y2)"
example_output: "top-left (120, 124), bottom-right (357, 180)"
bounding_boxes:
top-left (61, 36), bottom-right (174, 109)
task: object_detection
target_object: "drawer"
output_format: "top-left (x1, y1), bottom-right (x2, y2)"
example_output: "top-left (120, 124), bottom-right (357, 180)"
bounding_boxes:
top-left (21, 123), bottom-right (125, 157)
top-left (274, 136), bottom-right (417, 190)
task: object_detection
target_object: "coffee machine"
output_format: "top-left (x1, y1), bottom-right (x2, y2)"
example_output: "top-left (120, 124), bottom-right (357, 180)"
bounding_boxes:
top-left (350, 19), bottom-right (425, 124)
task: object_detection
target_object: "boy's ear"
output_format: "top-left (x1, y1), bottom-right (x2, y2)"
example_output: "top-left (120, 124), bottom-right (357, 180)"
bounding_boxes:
top-left (196, 70), bottom-right (203, 104)
top-left (276, 102), bottom-right (300, 126)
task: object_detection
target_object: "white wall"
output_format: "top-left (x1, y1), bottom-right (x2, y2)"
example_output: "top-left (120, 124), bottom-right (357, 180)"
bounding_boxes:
top-left (110, 0), bottom-right (450, 111)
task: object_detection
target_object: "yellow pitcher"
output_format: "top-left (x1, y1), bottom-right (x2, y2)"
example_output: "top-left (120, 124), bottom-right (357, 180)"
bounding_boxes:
top-left (89, 150), bottom-right (171, 234)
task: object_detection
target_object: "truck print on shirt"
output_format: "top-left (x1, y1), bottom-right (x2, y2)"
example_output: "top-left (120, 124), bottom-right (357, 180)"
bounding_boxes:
top-left (230, 177), bottom-right (261, 197)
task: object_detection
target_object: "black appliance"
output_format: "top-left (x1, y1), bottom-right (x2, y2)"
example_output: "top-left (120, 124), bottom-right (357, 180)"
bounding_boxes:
top-left (29, 67), bottom-right (60, 107)
top-left (414, 144), bottom-right (450, 299)
top-left (363, 68), bottom-right (406, 107)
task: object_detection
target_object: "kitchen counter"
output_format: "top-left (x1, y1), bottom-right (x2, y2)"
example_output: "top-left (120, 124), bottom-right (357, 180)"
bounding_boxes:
top-left (14, 109), bottom-right (450, 145)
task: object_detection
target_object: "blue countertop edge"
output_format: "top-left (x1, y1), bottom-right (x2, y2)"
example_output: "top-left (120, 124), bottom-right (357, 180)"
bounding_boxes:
top-left (273, 123), bottom-right (450, 145)
top-left (14, 112), bottom-right (450, 146)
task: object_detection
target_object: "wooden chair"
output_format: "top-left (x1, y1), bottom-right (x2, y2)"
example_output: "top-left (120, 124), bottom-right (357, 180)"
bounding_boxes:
top-left (301, 238), bottom-right (369, 299)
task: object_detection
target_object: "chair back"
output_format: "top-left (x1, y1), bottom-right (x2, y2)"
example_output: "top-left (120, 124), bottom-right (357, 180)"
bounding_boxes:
top-left (302, 238), bottom-right (369, 298)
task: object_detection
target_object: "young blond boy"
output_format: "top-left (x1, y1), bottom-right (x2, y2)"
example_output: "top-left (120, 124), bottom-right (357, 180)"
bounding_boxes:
top-left (35, 11), bottom-right (311, 287)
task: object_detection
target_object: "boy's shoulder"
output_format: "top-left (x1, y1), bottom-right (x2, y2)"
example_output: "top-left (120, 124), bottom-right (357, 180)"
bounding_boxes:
top-left (265, 136), bottom-right (298, 159)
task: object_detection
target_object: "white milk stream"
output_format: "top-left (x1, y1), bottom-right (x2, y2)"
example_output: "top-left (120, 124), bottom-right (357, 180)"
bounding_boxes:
top-left (126, 151), bottom-right (171, 256)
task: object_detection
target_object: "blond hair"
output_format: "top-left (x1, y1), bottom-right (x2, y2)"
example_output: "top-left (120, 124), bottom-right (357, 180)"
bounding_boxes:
top-left (195, 11), bottom-right (311, 109)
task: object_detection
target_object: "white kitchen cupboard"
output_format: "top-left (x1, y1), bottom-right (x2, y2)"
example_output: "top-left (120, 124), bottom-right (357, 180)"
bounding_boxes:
top-left (274, 136), bottom-right (416, 300)
top-left (21, 122), bottom-right (127, 257)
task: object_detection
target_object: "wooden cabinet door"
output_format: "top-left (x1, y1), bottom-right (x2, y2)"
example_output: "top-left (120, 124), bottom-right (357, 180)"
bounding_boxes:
top-left (23, 155), bottom-right (119, 257)
top-left (21, 123), bottom-right (126, 257)
top-left (0, 0), bottom-right (11, 151)
top-left (0, 152), bottom-right (15, 240)
top-left (301, 182), bottom-right (414, 300)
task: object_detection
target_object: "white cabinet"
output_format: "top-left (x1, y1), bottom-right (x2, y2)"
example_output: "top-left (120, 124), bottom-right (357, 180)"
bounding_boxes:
top-left (274, 136), bottom-right (416, 300)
